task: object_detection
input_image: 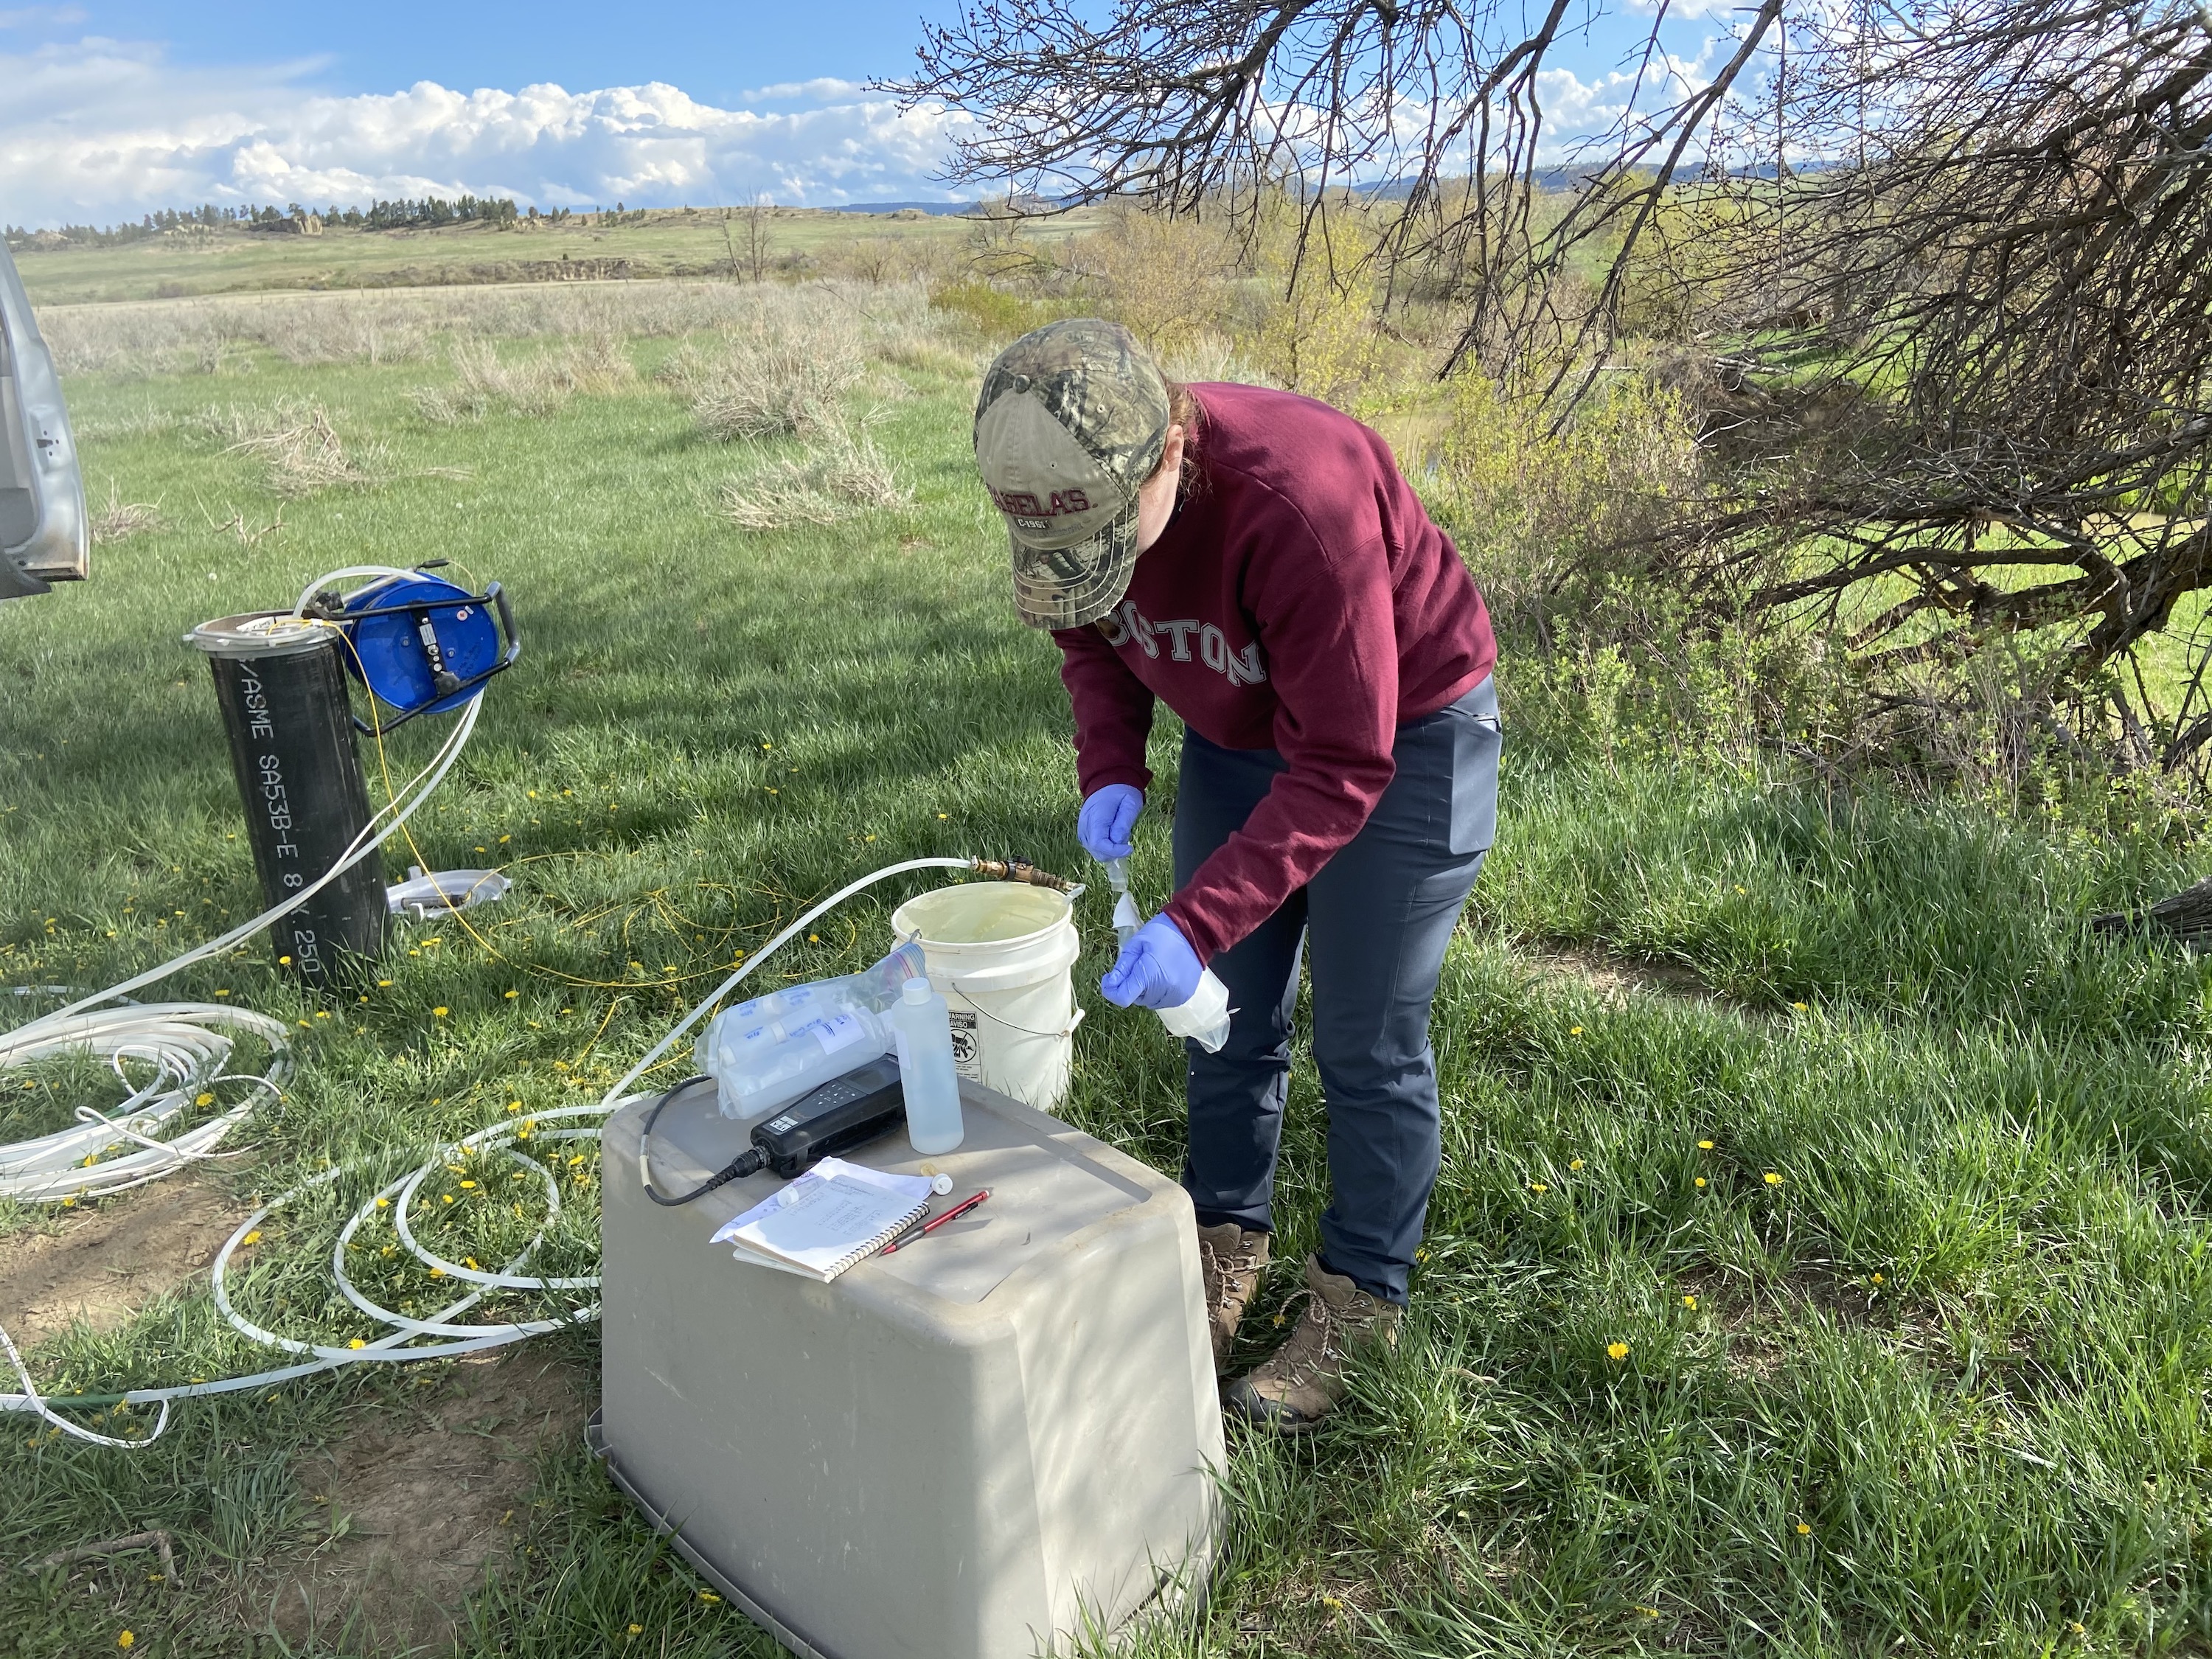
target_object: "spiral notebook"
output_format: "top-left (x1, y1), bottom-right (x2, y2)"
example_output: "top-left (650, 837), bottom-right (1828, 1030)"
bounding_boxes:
top-left (709, 1157), bottom-right (934, 1282)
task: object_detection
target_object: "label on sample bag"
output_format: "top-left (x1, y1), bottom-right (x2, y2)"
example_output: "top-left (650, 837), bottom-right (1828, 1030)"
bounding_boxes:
top-left (811, 1013), bottom-right (869, 1056)
top-left (947, 1009), bottom-right (981, 1077)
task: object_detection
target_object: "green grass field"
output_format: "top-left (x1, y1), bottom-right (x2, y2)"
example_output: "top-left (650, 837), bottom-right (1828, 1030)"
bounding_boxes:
top-left (5, 268), bottom-right (2212, 1657)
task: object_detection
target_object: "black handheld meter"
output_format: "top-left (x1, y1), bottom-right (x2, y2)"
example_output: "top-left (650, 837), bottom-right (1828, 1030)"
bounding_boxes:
top-left (639, 1058), bottom-right (908, 1206)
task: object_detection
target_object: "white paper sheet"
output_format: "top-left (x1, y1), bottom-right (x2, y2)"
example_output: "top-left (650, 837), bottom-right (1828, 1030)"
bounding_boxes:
top-left (711, 1157), bottom-right (933, 1279)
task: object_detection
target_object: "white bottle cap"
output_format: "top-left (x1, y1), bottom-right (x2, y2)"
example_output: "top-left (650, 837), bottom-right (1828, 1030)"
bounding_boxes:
top-left (902, 976), bottom-right (932, 1005)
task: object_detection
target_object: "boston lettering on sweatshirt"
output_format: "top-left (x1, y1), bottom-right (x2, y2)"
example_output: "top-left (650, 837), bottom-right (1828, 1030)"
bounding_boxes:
top-left (1053, 382), bottom-right (1496, 961)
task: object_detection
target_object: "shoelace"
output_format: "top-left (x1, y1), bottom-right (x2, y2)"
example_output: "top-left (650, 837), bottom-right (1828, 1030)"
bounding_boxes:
top-left (1198, 1234), bottom-right (1262, 1311)
top-left (1267, 1287), bottom-right (1347, 1385)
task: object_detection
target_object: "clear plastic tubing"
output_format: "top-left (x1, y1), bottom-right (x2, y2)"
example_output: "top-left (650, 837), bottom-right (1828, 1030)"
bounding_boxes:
top-left (887, 976), bottom-right (964, 1154)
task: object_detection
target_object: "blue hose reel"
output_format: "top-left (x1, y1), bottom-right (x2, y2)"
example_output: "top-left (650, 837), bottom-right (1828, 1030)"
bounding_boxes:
top-left (319, 568), bottom-right (520, 734)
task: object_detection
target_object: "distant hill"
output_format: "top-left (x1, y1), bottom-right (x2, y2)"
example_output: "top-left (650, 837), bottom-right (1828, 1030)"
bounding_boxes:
top-left (835, 201), bottom-right (981, 216)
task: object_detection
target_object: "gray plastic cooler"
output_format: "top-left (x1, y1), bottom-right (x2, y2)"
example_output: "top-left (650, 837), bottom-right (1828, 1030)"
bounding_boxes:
top-left (595, 1077), bottom-right (1224, 1659)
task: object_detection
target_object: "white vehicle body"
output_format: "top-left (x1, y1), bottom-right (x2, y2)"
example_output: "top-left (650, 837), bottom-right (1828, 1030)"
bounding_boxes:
top-left (0, 240), bottom-right (86, 599)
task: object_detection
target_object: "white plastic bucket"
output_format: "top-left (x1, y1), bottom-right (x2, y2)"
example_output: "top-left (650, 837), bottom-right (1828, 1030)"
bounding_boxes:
top-left (889, 883), bottom-right (1084, 1112)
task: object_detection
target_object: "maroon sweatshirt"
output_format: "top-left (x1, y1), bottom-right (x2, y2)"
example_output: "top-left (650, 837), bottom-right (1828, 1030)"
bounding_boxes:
top-left (1053, 383), bottom-right (1496, 962)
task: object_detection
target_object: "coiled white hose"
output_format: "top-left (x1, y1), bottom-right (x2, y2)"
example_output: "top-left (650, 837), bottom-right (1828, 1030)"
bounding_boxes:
top-left (0, 1004), bottom-right (289, 1202)
top-left (4, 857), bottom-right (978, 1445)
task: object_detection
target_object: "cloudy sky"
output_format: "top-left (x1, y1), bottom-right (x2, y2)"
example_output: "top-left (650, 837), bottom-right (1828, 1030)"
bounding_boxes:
top-left (0, 0), bottom-right (1738, 229)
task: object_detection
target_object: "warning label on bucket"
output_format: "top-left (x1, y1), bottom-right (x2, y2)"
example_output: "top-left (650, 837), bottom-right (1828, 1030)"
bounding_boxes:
top-left (947, 1009), bottom-right (982, 1079)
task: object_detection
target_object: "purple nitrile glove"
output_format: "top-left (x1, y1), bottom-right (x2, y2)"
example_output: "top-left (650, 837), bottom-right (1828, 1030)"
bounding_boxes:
top-left (1077, 783), bottom-right (1144, 863)
top-left (1101, 913), bottom-right (1203, 1010)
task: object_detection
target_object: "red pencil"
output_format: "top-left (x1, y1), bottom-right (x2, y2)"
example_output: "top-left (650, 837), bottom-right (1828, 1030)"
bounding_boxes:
top-left (882, 1187), bottom-right (990, 1253)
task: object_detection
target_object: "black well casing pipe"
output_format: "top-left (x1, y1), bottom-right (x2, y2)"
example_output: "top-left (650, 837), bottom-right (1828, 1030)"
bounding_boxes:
top-left (188, 612), bottom-right (388, 983)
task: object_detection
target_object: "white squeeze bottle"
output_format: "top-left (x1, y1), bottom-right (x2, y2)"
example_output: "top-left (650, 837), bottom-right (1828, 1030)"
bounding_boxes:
top-left (888, 976), bottom-right (964, 1154)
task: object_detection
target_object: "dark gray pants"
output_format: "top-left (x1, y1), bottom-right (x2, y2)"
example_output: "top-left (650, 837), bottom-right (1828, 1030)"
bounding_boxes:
top-left (1172, 677), bottom-right (1499, 1303)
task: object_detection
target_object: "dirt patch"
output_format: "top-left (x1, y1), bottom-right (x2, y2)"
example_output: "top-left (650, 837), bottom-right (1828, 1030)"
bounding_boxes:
top-left (1516, 941), bottom-right (1743, 1010)
top-left (265, 1346), bottom-right (594, 1654)
top-left (0, 1169), bottom-right (254, 1348)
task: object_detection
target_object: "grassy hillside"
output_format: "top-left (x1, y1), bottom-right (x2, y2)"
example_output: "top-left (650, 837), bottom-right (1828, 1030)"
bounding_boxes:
top-left (10, 204), bottom-right (1101, 307)
top-left (4, 277), bottom-right (2212, 1656)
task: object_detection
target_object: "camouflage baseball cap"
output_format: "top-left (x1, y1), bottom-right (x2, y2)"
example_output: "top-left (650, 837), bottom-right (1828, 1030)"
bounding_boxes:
top-left (973, 319), bottom-right (1171, 629)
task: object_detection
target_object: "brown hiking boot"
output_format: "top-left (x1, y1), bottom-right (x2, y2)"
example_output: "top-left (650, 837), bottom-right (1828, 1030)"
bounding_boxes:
top-left (1223, 1255), bottom-right (1399, 1432)
top-left (1195, 1220), bottom-right (1270, 1371)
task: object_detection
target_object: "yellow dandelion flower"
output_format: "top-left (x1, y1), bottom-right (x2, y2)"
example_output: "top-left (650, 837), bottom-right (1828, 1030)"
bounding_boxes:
top-left (459, 1180), bottom-right (477, 1189)
top-left (1871, 1272), bottom-right (1885, 1284)
top-left (1694, 1177), bottom-right (1707, 1189)
top-left (1764, 1172), bottom-right (1782, 1186)
top-left (504, 989), bottom-right (519, 999)
top-left (1529, 1182), bottom-right (1548, 1193)
top-left (698, 1590), bottom-right (722, 1603)
top-left (1683, 1294), bottom-right (1697, 1310)
top-left (118, 1634), bottom-right (135, 1649)
top-left (1607, 1341), bottom-right (1630, 1360)
top-left (433, 1006), bottom-right (449, 1018)
top-left (196, 1092), bottom-right (215, 1106)
top-left (1568, 1025), bottom-right (1583, 1036)
top-left (627, 1626), bottom-right (644, 1637)
top-left (242, 1230), bottom-right (262, 1246)
top-left (1792, 1001), bottom-right (1808, 1012)
top-left (428, 1266), bottom-right (445, 1276)
top-left (1795, 1522), bottom-right (1811, 1535)
top-left (348, 1338), bottom-right (366, 1350)
top-left (1569, 1158), bottom-right (1584, 1171)
top-left (1697, 1139), bottom-right (1714, 1150)
top-left (508, 1100), bottom-right (522, 1112)
top-left (375, 1196), bottom-right (389, 1208)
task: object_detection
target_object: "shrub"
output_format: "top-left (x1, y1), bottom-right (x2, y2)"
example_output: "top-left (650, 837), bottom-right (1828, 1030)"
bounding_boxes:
top-left (431, 335), bottom-right (636, 418)
top-left (689, 324), bottom-right (864, 442)
top-left (205, 397), bottom-right (381, 495)
top-left (717, 424), bottom-right (910, 529)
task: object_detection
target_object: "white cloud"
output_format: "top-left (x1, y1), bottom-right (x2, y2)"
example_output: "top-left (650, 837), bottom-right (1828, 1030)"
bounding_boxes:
top-left (0, 36), bottom-right (975, 226)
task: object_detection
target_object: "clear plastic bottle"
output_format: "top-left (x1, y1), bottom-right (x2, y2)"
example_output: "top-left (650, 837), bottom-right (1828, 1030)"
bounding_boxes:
top-left (696, 942), bottom-right (927, 1119)
top-left (886, 976), bottom-right (964, 1154)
